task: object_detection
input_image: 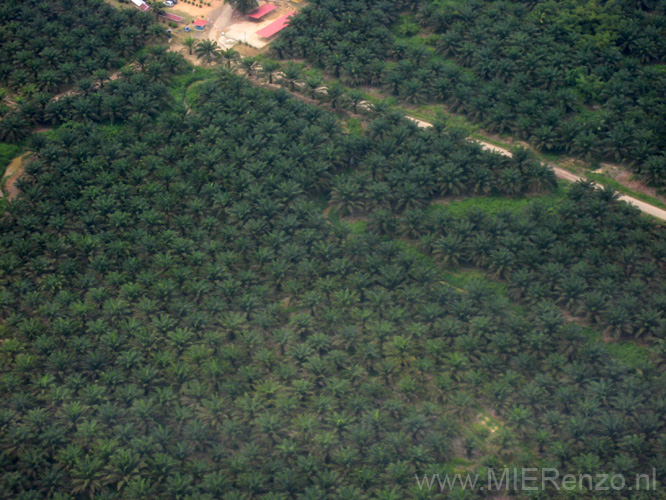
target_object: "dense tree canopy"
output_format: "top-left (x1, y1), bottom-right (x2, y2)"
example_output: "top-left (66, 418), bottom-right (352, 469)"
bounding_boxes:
top-left (1, 67), bottom-right (665, 498)
top-left (1, 1), bottom-right (666, 498)
top-left (277, 0), bottom-right (666, 187)
top-left (0, 0), bottom-right (160, 142)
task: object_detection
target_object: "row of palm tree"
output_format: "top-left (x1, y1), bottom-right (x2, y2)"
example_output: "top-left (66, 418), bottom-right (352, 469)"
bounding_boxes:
top-left (0, 0), bottom-right (165, 143)
top-left (0, 45), bottom-right (183, 142)
top-left (1, 1), bottom-right (666, 497)
top-left (0, 0), bottom-right (158, 95)
top-left (1, 66), bottom-right (665, 498)
top-left (275, 0), bottom-right (666, 187)
top-left (377, 181), bottom-right (666, 342)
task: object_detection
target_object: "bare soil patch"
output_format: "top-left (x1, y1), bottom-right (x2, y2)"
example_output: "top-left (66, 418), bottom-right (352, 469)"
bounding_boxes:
top-left (170, 0), bottom-right (226, 24)
top-left (1, 152), bottom-right (31, 200)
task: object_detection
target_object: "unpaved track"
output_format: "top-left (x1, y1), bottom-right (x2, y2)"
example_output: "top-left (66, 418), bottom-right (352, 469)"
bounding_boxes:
top-left (1, 153), bottom-right (31, 200)
top-left (405, 116), bottom-right (666, 222)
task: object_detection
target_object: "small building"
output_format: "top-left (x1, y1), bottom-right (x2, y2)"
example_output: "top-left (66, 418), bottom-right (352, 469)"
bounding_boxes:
top-left (131, 0), bottom-right (150, 11)
top-left (256, 11), bottom-right (294, 38)
top-left (247, 4), bottom-right (276, 21)
top-left (194, 19), bottom-right (207, 30)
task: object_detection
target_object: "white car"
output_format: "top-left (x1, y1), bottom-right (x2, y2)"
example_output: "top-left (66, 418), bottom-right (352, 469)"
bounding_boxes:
top-left (164, 0), bottom-right (176, 6)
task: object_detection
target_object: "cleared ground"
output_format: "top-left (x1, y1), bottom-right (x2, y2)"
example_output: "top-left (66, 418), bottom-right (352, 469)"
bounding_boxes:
top-left (1, 152), bottom-right (30, 200)
top-left (168, 0), bottom-right (225, 24)
top-left (222, 7), bottom-right (292, 49)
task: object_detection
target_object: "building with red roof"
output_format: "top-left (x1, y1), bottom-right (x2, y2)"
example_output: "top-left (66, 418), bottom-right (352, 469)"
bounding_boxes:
top-left (256, 11), bottom-right (294, 38)
top-left (161, 12), bottom-right (184, 23)
top-left (248, 4), bottom-right (277, 20)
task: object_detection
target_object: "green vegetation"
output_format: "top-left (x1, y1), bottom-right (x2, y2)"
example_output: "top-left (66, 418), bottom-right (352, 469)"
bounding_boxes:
top-left (586, 171), bottom-right (666, 211)
top-left (1, 64), bottom-right (665, 497)
top-left (0, 142), bottom-right (21, 173)
top-left (1, 1), bottom-right (666, 499)
top-left (277, 0), bottom-right (666, 188)
top-left (227, 0), bottom-right (259, 15)
top-left (427, 191), bottom-right (564, 218)
top-left (0, 0), bottom-right (165, 142)
top-left (169, 66), bottom-right (215, 103)
top-left (405, 183), bottom-right (666, 342)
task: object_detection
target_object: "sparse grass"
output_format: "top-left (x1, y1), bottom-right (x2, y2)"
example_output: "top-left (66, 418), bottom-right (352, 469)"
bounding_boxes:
top-left (102, 0), bottom-right (134, 11)
top-left (406, 104), bottom-right (475, 133)
top-left (346, 218), bottom-right (367, 234)
top-left (469, 132), bottom-right (514, 151)
top-left (426, 191), bottom-right (564, 218)
top-left (396, 236), bottom-right (520, 313)
top-left (183, 78), bottom-right (209, 107)
top-left (346, 117), bottom-right (363, 136)
top-left (583, 328), bottom-right (652, 370)
top-left (604, 341), bottom-right (651, 370)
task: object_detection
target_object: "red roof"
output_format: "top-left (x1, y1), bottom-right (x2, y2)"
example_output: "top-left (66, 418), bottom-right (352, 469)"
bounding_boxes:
top-left (193, 19), bottom-right (207, 27)
top-left (139, 3), bottom-right (150, 11)
top-left (247, 4), bottom-right (276, 20)
top-left (161, 12), bottom-right (183, 22)
top-left (256, 11), bottom-right (294, 38)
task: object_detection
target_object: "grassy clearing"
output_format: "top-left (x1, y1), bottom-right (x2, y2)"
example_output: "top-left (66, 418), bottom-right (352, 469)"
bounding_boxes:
top-left (395, 234), bottom-right (520, 313)
top-left (170, 66), bottom-right (216, 104)
top-left (439, 268), bottom-right (511, 297)
top-left (102, 0), bottom-right (134, 11)
top-left (426, 191), bottom-right (565, 218)
top-left (583, 328), bottom-right (652, 370)
top-left (604, 341), bottom-right (651, 371)
top-left (345, 117), bottom-right (364, 136)
top-left (346, 218), bottom-right (367, 235)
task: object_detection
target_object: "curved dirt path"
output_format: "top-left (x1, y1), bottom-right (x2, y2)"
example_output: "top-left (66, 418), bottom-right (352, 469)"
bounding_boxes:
top-left (1, 152), bottom-right (31, 200)
top-left (405, 116), bottom-right (666, 222)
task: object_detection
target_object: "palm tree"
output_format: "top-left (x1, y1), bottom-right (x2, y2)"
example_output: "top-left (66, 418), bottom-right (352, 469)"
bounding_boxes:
top-left (437, 163), bottom-right (466, 196)
top-left (0, 113), bottom-right (31, 143)
top-left (195, 40), bottom-right (221, 65)
top-left (70, 455), bottom-right (104, 498)
top-left (326, 83), bottom-right (346, 109)
top-left (281, 62), bottom-right (303, 91)
top-left (219, 48), bottom-right (240, 69)
top-left (497, 167), bottom-right (524, 195)
top-left (228, 0), bottom-right (259, 14)
top-left (433, 235), bottom-right (464, 267)
top-left (260, 59), bottom-right (281, 84)
top-left (149, 1), bottom-right (166, 20)
top-left (239, 56), bottom-right (257, 77)
top-left (330, 177), bottom-right (365, 216)
top-left (347, 89), bottom-right (364, 113)
top-left (305, 75), bottom-right (323, 98)
top-left (182, 36), bottom-right (198, 55)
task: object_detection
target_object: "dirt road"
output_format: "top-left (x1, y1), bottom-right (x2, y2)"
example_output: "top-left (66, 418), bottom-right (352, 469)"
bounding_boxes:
top-left (1, 153), bottom-right (31, 200)
top-left (405, 116), bottom-right (666, 222)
